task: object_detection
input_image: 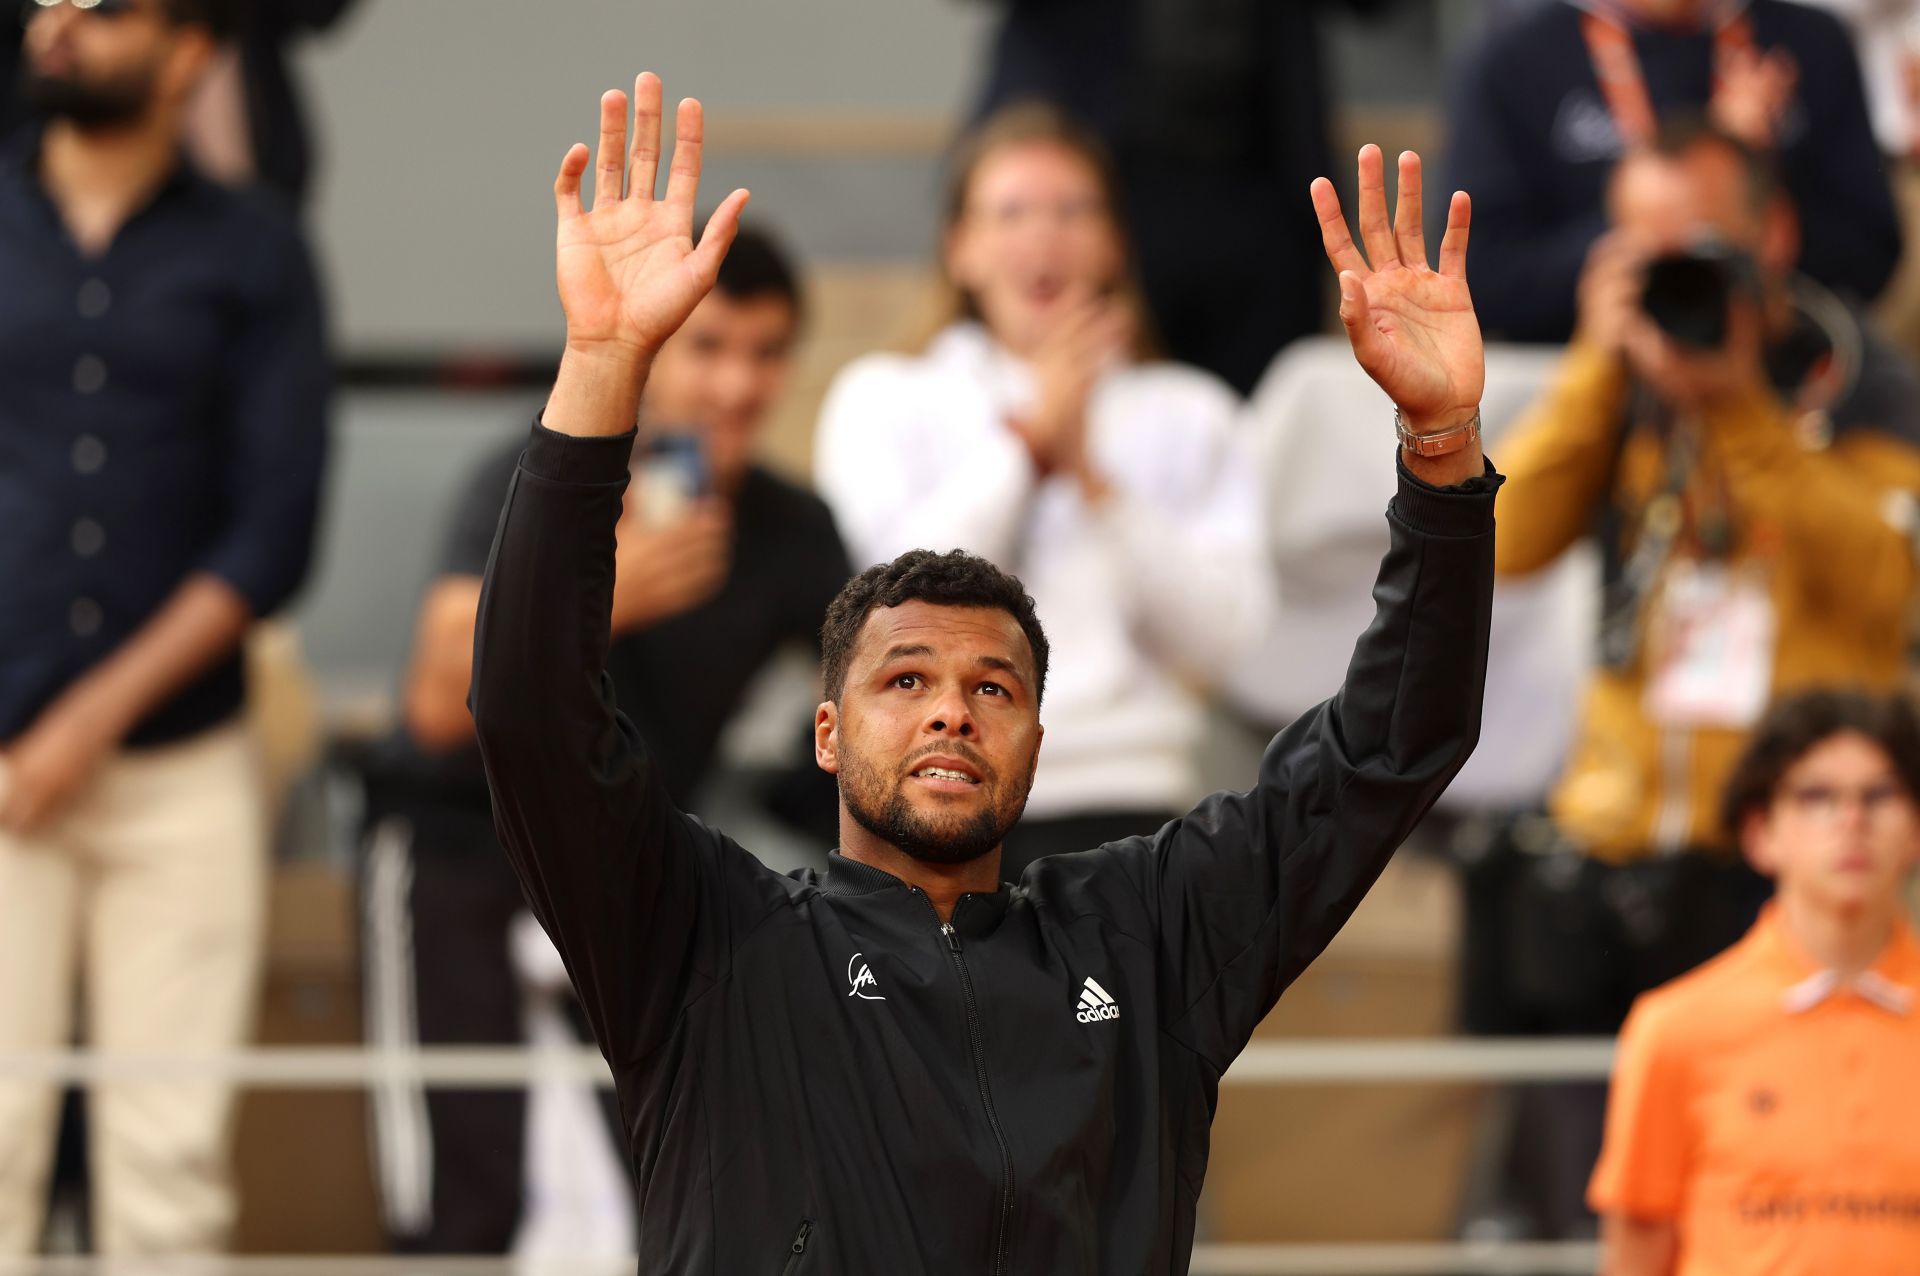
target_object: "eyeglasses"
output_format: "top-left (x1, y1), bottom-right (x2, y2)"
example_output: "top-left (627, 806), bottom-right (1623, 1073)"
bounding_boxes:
top-left (1779, 781), bottom-right (1913, 824)
top-left (21, 0), bottom-right (146, 25)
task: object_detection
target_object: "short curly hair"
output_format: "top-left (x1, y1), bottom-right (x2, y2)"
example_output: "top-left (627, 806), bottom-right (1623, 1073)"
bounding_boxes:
top-left (821, 549), bottom-right (1049, 706)
top-left (1720, 688), bottom-right (1920, 835)
top-left (164, 0), bottom-right (236, 37)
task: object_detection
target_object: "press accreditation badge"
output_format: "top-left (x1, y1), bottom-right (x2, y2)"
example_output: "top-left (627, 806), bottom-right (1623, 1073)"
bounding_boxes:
top-left (1643, 561), bottom-right (1776, 729)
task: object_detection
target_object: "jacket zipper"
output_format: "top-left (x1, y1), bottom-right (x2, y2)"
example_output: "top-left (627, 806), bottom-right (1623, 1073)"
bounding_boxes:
top-left (781, 1218), bottom-right (814, 1274)
top-left (912, 888), bottom-right (1015, 1276)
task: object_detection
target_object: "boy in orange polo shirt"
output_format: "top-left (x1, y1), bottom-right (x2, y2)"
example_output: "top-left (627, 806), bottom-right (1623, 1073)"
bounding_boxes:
top-left (1590, 689), bottom-right (1920, 1275)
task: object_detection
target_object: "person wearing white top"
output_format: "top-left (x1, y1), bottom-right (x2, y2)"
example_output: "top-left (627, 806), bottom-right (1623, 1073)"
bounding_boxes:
top-left (814, 103), bottom-right (1273, 878)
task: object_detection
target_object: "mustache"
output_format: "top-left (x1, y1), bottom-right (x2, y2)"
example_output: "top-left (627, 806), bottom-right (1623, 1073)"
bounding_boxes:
top-left (900, 742), bottom-right (994, 782)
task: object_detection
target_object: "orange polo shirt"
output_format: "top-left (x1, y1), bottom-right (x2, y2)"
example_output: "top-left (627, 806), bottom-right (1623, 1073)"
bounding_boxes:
top-left (1589, 905), bottom-right (1920, 1275)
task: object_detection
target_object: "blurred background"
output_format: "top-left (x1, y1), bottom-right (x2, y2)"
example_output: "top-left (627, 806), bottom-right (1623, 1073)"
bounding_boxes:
top-left (5, 0), bottom-right (1920, 1271)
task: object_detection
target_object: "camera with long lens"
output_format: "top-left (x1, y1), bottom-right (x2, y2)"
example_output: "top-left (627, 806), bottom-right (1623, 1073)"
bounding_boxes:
top-left (1639, 238), bottom-right (1761, 350)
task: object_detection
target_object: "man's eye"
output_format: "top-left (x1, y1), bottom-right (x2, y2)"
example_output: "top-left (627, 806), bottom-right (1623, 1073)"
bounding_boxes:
top-left (978, 682), bottom-right (1005, 697)
top-left (892, 674), bottom-right (921, 690)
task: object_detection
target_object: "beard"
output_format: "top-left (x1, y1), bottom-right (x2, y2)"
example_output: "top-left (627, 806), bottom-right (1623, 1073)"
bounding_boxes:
top-left (839, 745), bottom-right (1031, 866)
top-left (23, 67), bottom-right (156, 129)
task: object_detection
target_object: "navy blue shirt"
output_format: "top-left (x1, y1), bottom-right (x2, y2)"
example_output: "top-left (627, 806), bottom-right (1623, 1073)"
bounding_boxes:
top-left (0, 126), bottom-right (330, 747)
top-left (1444, 0), bottom-right (1901, 343)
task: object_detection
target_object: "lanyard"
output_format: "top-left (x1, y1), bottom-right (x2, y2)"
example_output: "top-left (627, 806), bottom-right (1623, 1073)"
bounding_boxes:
top-left (1579, 5), bottom-right (1756, 148)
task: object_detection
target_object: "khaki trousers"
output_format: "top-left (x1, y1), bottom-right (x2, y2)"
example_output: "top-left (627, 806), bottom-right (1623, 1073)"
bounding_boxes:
top-left (0, 722), bottom-right (266, 1254)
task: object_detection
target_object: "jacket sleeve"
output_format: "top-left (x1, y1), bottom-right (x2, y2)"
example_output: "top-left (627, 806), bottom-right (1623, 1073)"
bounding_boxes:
top-left (1788, 11), bottom-right (1902, 305)
top-left (1702, 387), bottom-right (1916, 613)
top-left (1443, 41), bottom-right (1606, 343)
top-left (1114, 459), bottom-right (1499, 1069)
top-left (814, 356), bottom-right (1038, 570)
top-left (470, 421), bottom-right (762, 1072)
top-left (1492, 342), bottom-right (1631, 577)
top-left (197, 223), bottom-right (331, 617)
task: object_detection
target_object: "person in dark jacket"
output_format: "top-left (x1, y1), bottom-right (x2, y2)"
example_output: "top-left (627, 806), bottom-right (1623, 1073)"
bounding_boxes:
top-left (470, 75), bottom-right (1499, 1273)
top-left (1445, 0), bottom-right (1901, 342)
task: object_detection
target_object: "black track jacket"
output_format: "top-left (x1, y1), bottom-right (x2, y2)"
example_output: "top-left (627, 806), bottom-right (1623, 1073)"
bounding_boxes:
top-left (471, 421), bottom-right (1502, 1275)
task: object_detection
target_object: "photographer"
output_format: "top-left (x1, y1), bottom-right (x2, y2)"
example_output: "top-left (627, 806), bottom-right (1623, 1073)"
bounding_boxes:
top-left (1488, 116), bottom-right (1920, 1233)
top-left (1446, 0), bottom-right (1901, 343)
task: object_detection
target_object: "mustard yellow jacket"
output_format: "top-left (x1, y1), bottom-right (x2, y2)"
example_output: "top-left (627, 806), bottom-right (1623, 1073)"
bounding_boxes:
top-left (1496, 342), bottom-right (1920, 861)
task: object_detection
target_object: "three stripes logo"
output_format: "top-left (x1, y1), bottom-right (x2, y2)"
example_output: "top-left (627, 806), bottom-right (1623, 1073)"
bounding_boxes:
top-left (1075, 976), bottom-right (1121, 1024)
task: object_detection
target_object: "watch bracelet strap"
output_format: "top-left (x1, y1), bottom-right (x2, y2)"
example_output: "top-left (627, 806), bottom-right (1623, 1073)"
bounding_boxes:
top-left (1395, 407), bottom-right (1482, 458)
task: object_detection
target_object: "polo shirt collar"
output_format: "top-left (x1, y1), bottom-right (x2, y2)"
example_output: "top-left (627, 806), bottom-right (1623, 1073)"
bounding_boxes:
top-left (1748, 904), bottom-right (1920, 1017)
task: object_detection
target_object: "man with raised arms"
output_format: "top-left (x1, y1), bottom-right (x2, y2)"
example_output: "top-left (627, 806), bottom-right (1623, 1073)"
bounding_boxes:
top-left (471, 71), bottom-right (1501, 1275)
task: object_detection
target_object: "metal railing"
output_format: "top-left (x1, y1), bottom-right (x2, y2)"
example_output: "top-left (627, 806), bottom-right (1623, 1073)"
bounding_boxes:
top-left (0, 1040), bottom-right (1613, 1275)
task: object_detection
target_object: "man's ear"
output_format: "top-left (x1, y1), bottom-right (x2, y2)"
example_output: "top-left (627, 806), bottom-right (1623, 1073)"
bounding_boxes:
top-left (159, 25), bottom-right (218, 105)
top-left (814, 701), bottom-right (839, 775)
top-left (1740, 808), bottom-right (1777, 877)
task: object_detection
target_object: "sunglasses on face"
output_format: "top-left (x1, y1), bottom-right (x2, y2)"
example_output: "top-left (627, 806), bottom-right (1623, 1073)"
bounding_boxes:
top-left (22, 0), bottom-right (150, 25)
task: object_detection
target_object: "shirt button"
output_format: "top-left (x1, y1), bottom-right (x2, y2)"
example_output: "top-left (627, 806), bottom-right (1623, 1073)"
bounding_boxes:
top-left (71, 435), bottom-right (107, 474)
top-left (76, 278), bottom-right (111, 319)
top-left (69, 598), bottom-right (103, 638)
top-left (73, 355), bottom-right (107, 396)
top-left (70, 519), bottom-right (105, 559)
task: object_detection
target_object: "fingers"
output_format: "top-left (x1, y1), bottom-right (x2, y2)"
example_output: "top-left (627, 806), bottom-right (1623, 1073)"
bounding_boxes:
top-left (664, 96), bottom-right (706, 211)
top-left (1355, 144), bottom-right (1400, 270)
top-left (1393, 151), bottom-right (1428, 270)
top-left (594, 89), bottom-right (628, 208)
top-left (689, 187), bottom-right (752, 284)
top-left (629, 72), bottom-right (663, 201)
top-left (1438, 190), bottom-right (1472, 279)
top-left (1336, 271), bottom-right (1390, 374)
top-left (1310, 177), bottom-right (1368, 276)
top-left (554, 142), bottom-right (589, 219)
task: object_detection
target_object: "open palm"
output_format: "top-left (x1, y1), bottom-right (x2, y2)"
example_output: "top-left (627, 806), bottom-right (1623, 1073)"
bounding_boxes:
top-left (1311, 146), bottom-right (1483, 431)
top-left (554, 73), bottom-right (750, 355)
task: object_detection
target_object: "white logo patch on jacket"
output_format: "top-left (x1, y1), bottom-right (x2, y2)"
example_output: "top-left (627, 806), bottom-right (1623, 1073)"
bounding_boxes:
top-left (847, 953), bottom-right (884, 1001)
top-left (1076, 976), bottom-right (1120, 1024)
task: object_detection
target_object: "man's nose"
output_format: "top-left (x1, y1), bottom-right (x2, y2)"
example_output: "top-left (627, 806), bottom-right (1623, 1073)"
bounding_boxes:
top-left (924, 692), bottom-right (975, 738)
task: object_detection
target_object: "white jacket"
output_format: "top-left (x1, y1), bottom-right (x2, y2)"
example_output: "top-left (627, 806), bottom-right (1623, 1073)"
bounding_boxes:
top-left (813, 322), bottom-right (1272, 819)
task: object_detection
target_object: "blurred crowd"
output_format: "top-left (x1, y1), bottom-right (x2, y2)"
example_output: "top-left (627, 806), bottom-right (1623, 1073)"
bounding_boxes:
top-left (2, 0), bottom-right (1920, 1270)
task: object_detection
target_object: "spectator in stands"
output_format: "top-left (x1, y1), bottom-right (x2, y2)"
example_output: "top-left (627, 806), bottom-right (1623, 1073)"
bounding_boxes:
top-left (1591, 688), bottom-right (1920, 1276)
top-left (965, 0), bottom-right (1396, 394)
top-left (1797, 0), bottom-right (1920, 357)
top-left (1795, 0), bottom-right (1920, 159)
top-left (1445, 0), bottom-right (1901, 342)
top-left (813, 103), bottom-right (1270, 880)
top-left (0, 0), bottom-right (329, 1253)
top-left (1489, 117), bottom-right (1920, 1236)
top-left (3, 0), bottom-right (361, 209)
top-left (359, 224), bottom-right (850, 1254)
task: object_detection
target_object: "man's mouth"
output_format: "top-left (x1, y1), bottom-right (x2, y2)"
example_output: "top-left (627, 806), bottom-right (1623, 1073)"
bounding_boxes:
top-left (912, 766), bottom-right (980, 784)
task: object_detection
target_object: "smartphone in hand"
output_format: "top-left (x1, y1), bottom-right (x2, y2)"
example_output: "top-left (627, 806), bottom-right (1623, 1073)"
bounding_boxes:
top-left (631, 431), bottom-right (710, 527)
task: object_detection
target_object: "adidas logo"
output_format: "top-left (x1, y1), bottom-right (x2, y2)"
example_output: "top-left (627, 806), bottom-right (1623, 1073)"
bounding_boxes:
top-left (1075, 976), bottom-right (1120, 1024)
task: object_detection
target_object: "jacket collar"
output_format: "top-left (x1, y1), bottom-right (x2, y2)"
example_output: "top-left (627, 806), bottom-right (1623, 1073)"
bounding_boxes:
top-left (824, 851), bottom-right (1014, 939)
